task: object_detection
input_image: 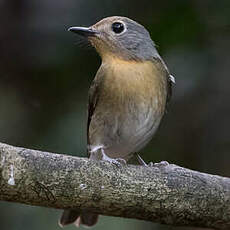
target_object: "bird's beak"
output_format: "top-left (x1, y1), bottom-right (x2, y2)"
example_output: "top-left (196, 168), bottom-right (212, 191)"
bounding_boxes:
top-left (68, 26), bottom-right (98, 37)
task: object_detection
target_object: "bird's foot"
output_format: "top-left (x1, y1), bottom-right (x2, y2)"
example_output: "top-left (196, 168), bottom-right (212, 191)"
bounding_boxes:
top-left (135, 154), bottom-right (169, 167)
top-left (101, 149), bottom-right (126, 166)
top-left (103, 156), bottom-right (126, 166)
top-left (150, 161), bottom-right (170, 167)
top-left (113, 158), bottom-right (127, 166)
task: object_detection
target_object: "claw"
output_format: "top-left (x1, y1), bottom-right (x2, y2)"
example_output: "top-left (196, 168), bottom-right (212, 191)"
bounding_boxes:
top-left (101, 149), bottom-right (126, 166)
top-left (153, 161), bottom-right (169, 167)
top-left (108, 158), bottom-right (126, 166)
top-left (148, 162), bottom-right (154, 167)
top-left (114, 158), bottom-right (126, 165)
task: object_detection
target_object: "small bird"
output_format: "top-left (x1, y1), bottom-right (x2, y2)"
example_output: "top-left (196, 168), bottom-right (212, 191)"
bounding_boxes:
top-left (59, 16), bottom-right (174, 228)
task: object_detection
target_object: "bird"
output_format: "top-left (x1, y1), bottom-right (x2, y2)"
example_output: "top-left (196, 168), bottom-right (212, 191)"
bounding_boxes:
top-left (59, 16), bottom-right (174, 228)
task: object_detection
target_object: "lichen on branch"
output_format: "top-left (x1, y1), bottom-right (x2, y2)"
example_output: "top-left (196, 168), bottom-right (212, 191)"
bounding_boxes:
top-left (0, 142), bottom-right (230, 230)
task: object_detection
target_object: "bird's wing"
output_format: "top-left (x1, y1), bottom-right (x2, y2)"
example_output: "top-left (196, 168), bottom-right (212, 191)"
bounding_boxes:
top-left (166, 74), bottom-right (175, 106)
top-left (156, 57), bottom-right (175, 108)
top-left (87, 69), bottom-right (103, 154)
top-left (166, 74), bottom-right (173, 105)
top-left (87, 80), bottom-right (99, 144)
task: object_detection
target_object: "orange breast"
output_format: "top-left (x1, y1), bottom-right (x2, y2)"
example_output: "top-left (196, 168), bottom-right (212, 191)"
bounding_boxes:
top-left (100, 57), bottom-right (168, 116)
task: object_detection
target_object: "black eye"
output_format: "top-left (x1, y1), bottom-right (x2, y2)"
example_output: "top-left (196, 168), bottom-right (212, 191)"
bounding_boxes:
top-left (112, 22), bottom-right (125, 34)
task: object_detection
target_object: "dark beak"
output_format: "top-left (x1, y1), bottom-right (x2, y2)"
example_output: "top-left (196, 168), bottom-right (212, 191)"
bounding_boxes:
top-left (68, 26), bottom-right (98, 37)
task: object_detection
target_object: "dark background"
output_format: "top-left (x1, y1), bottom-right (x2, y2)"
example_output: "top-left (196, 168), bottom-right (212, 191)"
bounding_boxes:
top-left (0, 0), bottom-right (229, 230)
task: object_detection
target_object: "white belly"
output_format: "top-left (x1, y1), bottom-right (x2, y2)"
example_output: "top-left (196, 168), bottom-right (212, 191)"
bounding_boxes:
top-left (89, 100), bottom-right (163, 161)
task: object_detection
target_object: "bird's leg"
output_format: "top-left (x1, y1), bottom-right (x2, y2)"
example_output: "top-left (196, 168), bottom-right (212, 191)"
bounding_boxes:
top-left (135, 153), bottom-right (169, 167)
top-left (135, 153), bottom-right (148, 166)
top-left (101, 148), bottom-right (126, 166)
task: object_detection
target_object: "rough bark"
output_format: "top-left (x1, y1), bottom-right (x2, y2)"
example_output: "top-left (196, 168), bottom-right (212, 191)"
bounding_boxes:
top-left (0, 142), bottom-right (229, 229)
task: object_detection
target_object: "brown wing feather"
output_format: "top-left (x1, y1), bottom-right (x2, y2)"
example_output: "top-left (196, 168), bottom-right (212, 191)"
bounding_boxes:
top-left (154, 57), bottom-right (173, 110)
top-left (86, 68), bottom-right (104, 155)
top-left (166, 75), bottom-right (172, 106)
top-left (87, 81), bottom-right (99, 145)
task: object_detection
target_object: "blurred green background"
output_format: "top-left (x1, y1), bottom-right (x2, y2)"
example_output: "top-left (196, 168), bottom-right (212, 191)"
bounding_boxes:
top-left (0, 0), bottom-right (230, 229)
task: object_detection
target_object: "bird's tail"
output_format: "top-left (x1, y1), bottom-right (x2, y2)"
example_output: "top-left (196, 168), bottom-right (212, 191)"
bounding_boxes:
top-left (59, 210), bottom-right (99, 228)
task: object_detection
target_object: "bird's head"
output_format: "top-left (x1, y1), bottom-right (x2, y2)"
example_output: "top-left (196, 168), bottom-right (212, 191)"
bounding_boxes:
top-left (68, 16), bottom-right (159, 61)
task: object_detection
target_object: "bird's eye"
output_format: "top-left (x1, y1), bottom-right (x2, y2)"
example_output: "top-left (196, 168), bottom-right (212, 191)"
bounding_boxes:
top-left (112, 22), bottom-right (125, 34)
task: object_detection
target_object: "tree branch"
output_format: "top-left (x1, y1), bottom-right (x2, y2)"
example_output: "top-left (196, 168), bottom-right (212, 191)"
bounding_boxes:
top-left (0, 142), bottom-right (229, 229)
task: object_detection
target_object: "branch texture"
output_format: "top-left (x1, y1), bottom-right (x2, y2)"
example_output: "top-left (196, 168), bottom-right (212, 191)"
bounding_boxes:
top-left (0, 142), bottom-right (229, 229)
